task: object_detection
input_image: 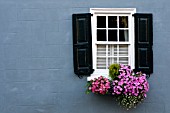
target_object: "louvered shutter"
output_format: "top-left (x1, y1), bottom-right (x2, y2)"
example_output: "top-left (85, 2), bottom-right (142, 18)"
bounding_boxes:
top-left (72, 13), bottom-right (94, 77)
top-left (134, 13), bottom-right (153, 74)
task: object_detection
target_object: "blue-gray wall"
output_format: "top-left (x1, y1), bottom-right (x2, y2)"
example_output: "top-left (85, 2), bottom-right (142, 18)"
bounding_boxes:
top-left (0, 0), bottom-right (168, 113)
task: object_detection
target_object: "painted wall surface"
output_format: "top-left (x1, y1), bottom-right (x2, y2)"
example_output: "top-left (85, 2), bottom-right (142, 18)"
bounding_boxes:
top-left (0, 0), bottom-right (168, 113)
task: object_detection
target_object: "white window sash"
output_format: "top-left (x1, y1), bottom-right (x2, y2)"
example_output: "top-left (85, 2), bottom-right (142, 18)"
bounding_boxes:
top-left (88, 8), bottom-right (136, 81)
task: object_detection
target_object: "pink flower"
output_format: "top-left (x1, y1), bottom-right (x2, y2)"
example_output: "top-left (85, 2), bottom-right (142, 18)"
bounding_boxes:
top-left (118, 81), bottom-right (124, 86)
top-left (111, 64), bottom-right (149, 98)
top-left (144, 93), bottom-right (147, 97)
top-left (88, 76), bottom-right (111, 95)
top-left (116, 91), bottom-right (121, 94)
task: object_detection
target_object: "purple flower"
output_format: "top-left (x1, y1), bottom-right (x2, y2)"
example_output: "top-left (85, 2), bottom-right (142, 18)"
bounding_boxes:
top-left (111, 64), bottom-right (149, 97)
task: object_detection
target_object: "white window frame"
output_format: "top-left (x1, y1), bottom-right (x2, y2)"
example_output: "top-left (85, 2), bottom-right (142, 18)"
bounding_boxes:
top-left (87, 8), bottom-right (136, 81)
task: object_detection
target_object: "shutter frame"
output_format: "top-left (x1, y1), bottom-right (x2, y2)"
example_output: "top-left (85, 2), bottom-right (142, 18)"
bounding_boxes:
top-left (134, 13), bottom-right (153, 74)
top-left (72, 13), bottom-right (94, 77)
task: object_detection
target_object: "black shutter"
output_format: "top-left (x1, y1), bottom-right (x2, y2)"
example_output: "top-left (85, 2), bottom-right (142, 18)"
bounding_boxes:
top-left (72, 13), bottom-right (94, 77)
top-left (134, 13), bottom-right (153, 74)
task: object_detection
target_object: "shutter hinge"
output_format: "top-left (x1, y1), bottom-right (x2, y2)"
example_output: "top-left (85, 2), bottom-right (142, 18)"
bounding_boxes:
top-left (146, 74), bottom-right (150, 79)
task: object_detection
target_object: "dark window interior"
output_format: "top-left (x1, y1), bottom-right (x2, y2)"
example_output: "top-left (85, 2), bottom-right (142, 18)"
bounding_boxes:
top-left (97, 16), bottom-right (106, 28)
top-left (108, 30), bottom-right (117, 41)
top-left (108, 16), bottom-right (117, 28)
top-left (119, 30), bottom-right (129, 41)
top-left (119, 16), bottom-right (128, 28)
top-left (97, 30), bottom-right (106, 41)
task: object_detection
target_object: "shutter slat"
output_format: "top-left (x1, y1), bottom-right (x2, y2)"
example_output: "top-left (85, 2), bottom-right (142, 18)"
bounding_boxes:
top-left (134, 13), bottom-right (153, 74)
top-left (72, 13), bottom-right (94, 77)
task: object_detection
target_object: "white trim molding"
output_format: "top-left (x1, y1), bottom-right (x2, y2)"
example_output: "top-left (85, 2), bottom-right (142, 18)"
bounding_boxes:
top-left (88, 8), bottom-right (136, 81)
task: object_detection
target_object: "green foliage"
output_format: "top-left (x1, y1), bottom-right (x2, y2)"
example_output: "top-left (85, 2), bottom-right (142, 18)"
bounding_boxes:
top-left (109, 64), bottom-right (120, 80)
top-left (85, 81), bottom-right (92, 94)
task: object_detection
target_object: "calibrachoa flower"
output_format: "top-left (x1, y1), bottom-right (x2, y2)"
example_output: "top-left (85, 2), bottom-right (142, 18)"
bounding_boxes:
top-left (86, 76), bottom-right (110, 95)
top-left (112, 64), bottom-right (149, 97)
top-left (111, 64), bottom-right (149, 109)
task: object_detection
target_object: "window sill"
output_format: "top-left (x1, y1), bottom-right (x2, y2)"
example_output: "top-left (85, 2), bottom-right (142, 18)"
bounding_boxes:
top-left (87, 73), bottom-right (110, 81)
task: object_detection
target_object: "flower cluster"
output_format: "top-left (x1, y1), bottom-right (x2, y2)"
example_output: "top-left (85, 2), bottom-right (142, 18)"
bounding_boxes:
top-left (86, 64), bottom-right (150, 109)
top-left (86, 76), bottom-right (110, 95)
top-left (111, 64), bottom-right (149, 109)
top-left (112, 64), bottom-right (149, 97)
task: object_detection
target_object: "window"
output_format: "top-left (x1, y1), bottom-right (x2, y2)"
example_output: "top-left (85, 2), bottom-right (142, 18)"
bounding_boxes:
top-left (72, 8), bottom-right (153, 79)
top-left (90, 8), bottom-right (135, 80)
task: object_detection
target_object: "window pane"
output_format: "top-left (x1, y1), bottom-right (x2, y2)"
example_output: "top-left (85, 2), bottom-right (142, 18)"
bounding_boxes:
top-left (108, 30), bottom-right (117, 41)
top-left (97, 16), bottom-right (106, 28)
top-left (108, 16), bottom-right (117, 28)
top-left (119, 57), bottom-right (128, 65)
top-left (97, 30), bottom-right (106, 41)
top-left (119, 45), bottom-right (128, 56)
top-left (119, 30), bottom-right (129, 41)
top-left (108, 57), bottom-right (117, 66)
top-left (97, 57), bottom-right (106, 69)
top-left (119, 16), bottom-right (128, 28)
top-left (97, 44), bottom-right (106, 56)
top-left (108, 45), bottom-right (117, 56)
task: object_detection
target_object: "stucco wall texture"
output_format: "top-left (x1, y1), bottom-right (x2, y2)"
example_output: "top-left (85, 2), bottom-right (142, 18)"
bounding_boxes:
top-left (0, 0), bottom-right (168, 113)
